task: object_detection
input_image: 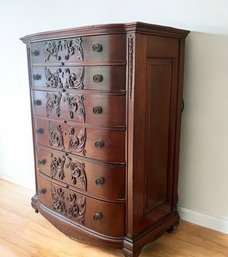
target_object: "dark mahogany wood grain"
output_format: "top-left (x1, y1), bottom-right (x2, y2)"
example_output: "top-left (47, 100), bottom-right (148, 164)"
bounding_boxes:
top-left (33, 90), bottom-right (126, 127)
top-left (22, 22), bottom-right (190, 257)
top-left (37, 174), bottom-right (125, 237)
top-left (30, 34), bottom-right (126, 64)
top-left (125, 29), bottom-right (189, 256)
top-left (36, 146), bottom-right (125, 201)
top-left (34, 117), bottom-right (125, 162)
top-left (31, 65), bottom-right (126, 92)
top-left (20, 22), bottom-right (189, 44)
top-left (127, 34), bottom-right (182, 237)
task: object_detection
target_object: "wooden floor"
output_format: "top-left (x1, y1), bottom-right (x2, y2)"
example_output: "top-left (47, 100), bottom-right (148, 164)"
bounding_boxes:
top-left (0, 179), bottom-right (228, 257)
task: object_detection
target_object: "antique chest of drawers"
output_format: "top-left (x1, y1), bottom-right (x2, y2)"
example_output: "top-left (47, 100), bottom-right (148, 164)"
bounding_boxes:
top-left (21, 22), bottom-right (189, 257)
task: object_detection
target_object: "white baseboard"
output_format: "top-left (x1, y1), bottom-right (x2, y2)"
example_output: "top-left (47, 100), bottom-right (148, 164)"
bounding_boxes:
top-left (0, 173), bottom-right (35, 191)
top-left (178, 206), bottom-right (228, 234)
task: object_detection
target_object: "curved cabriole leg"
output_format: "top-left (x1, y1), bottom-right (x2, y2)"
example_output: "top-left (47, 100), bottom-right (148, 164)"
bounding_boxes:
top-left (31, 194), bottom-right (39, 213)
top-left (167, 221), bottom-right (180, 233)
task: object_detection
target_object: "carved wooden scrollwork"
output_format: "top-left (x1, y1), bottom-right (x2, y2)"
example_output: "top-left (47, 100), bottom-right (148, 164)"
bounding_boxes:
top-left (44, 38), bottom-right (83, 62)
top-left (50, 155), bottom-right (65, 180)
top-left (51, 184), bottom-right (86, 223)
top-left (50, 154), bottom-right (87, 190)
top-left (68, 127), bottom-right (86, 155)
top-left (128, 35), bottom-right (134, 100)
top-left (68, 192), bottom-right (86, 222)
top-left (63, 93), bottom-right (85, 121)
top-left (51, 185), bottom-right (67, 214)
top-left (48, 121), bottom-right (64, 150)
top-left (46, 92), bottom-right (62, 117)
top-left (63, 38), bottom-right (83, 61)
top-left (65, 157), bottom-right (86, 190)
top-left (45, 40), bottom-right (62, 61)
top-left (45, 68), bottom-right (63, 88)
top-left (65, 67), bottom-right (84, 89)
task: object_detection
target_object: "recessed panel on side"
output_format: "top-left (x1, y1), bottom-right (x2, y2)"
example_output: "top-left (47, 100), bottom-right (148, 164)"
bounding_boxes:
top-left (144, 58), bottom-right (173, 218)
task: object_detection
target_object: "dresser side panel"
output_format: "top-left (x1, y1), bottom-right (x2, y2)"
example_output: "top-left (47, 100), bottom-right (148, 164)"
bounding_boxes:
top-left (128, 33), bottom-right (185, 237)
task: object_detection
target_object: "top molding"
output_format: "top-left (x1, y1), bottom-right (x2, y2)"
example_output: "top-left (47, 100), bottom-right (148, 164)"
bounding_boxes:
top-left (20, 21), bottom-right (190, 44)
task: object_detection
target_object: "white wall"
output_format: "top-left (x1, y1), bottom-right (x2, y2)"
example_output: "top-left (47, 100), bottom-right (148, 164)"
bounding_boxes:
top-left (178, 32), bottom-right (228, 233)
top-left (0, 0), bottom-right (228, 233)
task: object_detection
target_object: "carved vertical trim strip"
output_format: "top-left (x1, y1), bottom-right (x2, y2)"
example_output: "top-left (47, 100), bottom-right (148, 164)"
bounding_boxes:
top-left (128, 35), bottom-right (134, 100)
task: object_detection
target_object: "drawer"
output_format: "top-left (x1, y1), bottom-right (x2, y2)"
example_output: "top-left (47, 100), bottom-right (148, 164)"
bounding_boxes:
top-left (33, 91), bottom-right (126, 127)
top-left (34, 117), bottom-right (125, 163)
top-left (36, 147), bottom-right (125, 200)
top-left (37, 174), bottom-right (125, 237)
top-left (32, 66), bottom-right (126, 92)
top-left (31, 34), bottom-right (126, 64)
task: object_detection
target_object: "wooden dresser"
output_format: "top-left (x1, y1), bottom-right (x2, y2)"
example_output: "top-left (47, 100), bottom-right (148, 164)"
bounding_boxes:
top-left (21, 22), bottom-right (189, 257)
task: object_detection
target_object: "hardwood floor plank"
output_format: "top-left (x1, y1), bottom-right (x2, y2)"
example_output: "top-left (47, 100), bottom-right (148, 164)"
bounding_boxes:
top-left (0, 179), bottom-right (228, 257)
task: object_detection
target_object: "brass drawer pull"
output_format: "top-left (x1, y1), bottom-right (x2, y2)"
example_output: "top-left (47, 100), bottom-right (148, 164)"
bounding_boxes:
top-left (34, 99), bottom-right (42, 106)
top-left (32, 49), bottom-right (40, 56)
top-left (33, 74), bottom-right (42, 80)
top-left (93, 74), bottom-right (103, 83)
top-left (93, 212), bottom-right (102, 221)
top-left (95, 177), bottom-right (105, 186)
top-left (38, 159), bottom-right (46, 165)
top-left (95, 141), bottom-right (104, 149)
top-left (92, 44), bottom-right (103, 53)
top-left (93, 106), bottom-right (103, 114)
top-left (36, 128), bottom-right (44, 134)
top-left (38, 188), bottom-right (46, 194)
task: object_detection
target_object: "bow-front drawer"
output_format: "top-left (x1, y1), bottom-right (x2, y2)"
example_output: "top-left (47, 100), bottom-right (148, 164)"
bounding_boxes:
top-left (36, 146), bottom-right (125, 201)
top-left (37, 174), bottom-right (125, 237)
top-left (31, 34), bottom-right (126, 64)
top-left (32, 90), bottom-right (125, 127)
top-left (31, 66), bottom-right (126, 92)
top-left (34, 117), bottom-right (125, 163)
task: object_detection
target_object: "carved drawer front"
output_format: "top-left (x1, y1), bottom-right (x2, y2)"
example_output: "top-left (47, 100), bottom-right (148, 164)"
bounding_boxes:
top-left (32, 66), bottom-right (126, 92)
top-left (30, 34), bottom-right (126, 64)
top-left (36, 147), bottom-right (125, 200)
top-left (34, 117), bottom-right (125, 162)
top-left (37, 174), bottom-right (125, 237)
top-left (33, 90), bottom-right (126, 127)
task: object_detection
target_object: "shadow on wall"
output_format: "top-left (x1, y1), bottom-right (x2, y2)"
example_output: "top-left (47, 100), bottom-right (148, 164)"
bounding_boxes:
top-left (178, 32), bottom-right (228, 221)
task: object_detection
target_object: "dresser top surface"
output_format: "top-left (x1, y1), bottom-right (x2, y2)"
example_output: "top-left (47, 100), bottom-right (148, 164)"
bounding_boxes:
top-left (20, 21), bottom-right (190, 43)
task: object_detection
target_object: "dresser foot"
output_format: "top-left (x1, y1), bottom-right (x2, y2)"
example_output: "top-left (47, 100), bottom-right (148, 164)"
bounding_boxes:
top-left (167, 221), bottom-right (179, 233)
top-left (122, 238), bottom-right (142, 257)
top-left (122, 248), bottom-right (141, 257)
top-left (31, 194), bottom-right (39, 213)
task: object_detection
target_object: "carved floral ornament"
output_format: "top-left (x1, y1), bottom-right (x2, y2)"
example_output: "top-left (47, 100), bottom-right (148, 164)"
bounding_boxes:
top-left (63, 93), bottom-right (85, 121)
top-left (45, 67), bottom-right (84, 89)
top-left (46, 92), bottom-right (62, 117)
top-left (48, 121), bottom-right (64, 150)
top-left (51, 184), bottom-right (86, 223)
top-left (50, 154), bottom-right (87, 190)
top-left (51, 185), bottom-right (66, 214)
top-left (45, 92), bottom-right (85, 122)
top-left (44, 38), bottom-right (83, 62)
top-left (68, 127), bottom-right (86, 156)
top-left (47, 121), bottom-right (87, 154)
